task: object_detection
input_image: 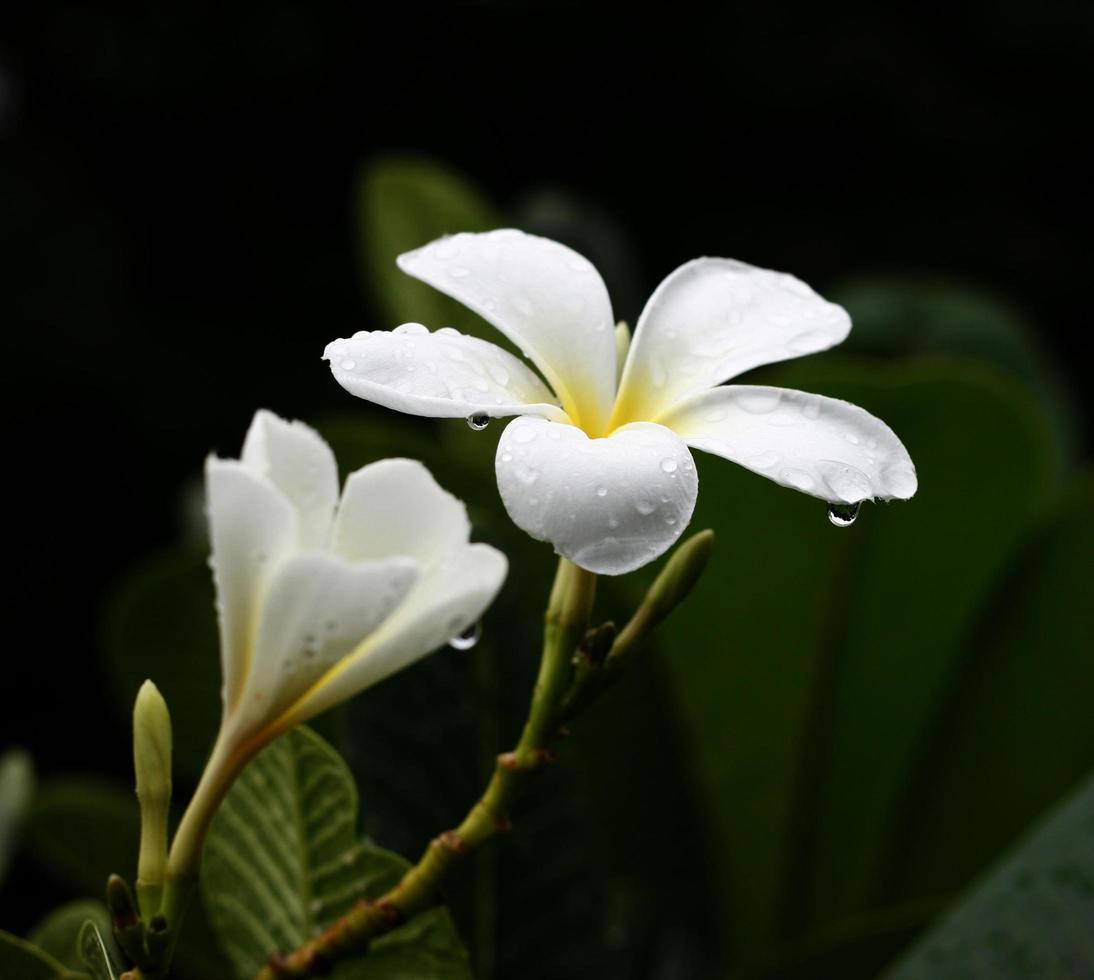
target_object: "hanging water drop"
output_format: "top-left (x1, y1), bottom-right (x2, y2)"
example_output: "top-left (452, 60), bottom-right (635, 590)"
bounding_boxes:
top-left (827, 501), bottom-right (861, 528)
top-left (448, 620), bottom-right (482, 650)
top-left (466, 414), bottom-right (491, 431)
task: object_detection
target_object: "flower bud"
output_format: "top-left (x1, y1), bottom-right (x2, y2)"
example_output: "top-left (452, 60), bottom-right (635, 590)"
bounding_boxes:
top-left (133, 680), bottom-right (172, 918)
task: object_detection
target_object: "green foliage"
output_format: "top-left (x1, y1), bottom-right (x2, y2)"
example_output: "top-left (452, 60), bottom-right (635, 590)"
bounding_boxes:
top-left (103, 547), bottom-right (222, 782)
top-left (0, 748), bottom-right (34, 887)
top-left (834, 277), bottom-right (1076, 466)
top-left (357, 157), bottom-right (503, 344)
top-left (77, 921), bottom-right (119, 980)
top-left (202, 726), bottom-right (472, 979)
top-left (25, 779), bottom-right (139, 897)
top-left (652, 356), bottom-right (1079, 971)
top-left (30, 902), bottom-right (115, 971)
top-left (884, 768), bottom-right (1094, 979)
top-left (0, 930), bottom-right (87, 979)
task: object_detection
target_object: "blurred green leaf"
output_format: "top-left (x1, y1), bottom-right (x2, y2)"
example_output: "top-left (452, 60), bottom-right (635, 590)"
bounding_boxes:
top-left (888, 471), bottom-right (1094, 902)
top-left (25, 779), bottom-right (138, 897)
top-left (202, 726), bottom-right (471, 979)
top-left (0, 748), bottom-right (34, 887)
top-left (0, 930), bottom-right (87, 979)
top-left (834, 277), bottom-right (1076, 466)
top-left (29, 902), bottom-right (115, 972)
top-left (657, 356), bottom-right (1062, 968)
top-left (357, 156), bottom-right (504, 344)
top-left (103, 547), bottom-right (221, 783)
top-left (77, 921), bottom-right (118, 980)
top-left (883, 768), bottom-right (1094, 979)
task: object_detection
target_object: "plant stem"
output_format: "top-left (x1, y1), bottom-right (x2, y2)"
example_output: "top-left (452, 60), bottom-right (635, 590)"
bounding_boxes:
top-left (253, 559), bottom-right (597, 980)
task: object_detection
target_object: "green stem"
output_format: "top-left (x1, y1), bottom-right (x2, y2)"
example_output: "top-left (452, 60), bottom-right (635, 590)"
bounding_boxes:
top-left (253, 559), bottom-right (596, 980)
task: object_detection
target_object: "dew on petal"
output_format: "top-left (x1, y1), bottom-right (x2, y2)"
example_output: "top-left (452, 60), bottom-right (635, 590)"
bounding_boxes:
top-left (780, 467), bottom-right (816, 491)
top-left (467, 414), bottom-right (491, 431)
top-left (735, 390), bottom-right (782, 414)
top-left (393, 322), bottom-right (429, 336)
top-left (513, 426), bottom-right (537, 444)
top-left (448, 620), bottom-right (482, 651)
top-left (635, 498), bottom-right (655, 515)
top-left (827, 501), bottom-right (861, 527)
top-left (595, 486), bottom-right (608, 497)
top-left (339, 359), bottom-right (357, 371)
top-left (660, 458), bottom-right (678, 474)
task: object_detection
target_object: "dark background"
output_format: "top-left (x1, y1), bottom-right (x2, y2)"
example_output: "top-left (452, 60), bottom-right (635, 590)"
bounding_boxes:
top-left (2, 2), bottom-right (1092, 977)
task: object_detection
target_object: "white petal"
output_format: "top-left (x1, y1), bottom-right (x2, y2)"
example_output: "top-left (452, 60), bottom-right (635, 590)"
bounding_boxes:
top-left (398, 230), bottom-right (617, 435)
top-left (660, 385), bottom-right (917, 501)
top-left (324, 325), bottom-right (565, 422)
top-left (614, 258), bottom-right (851, 424)
top-left (228, 551), bottom-right (419, 737)
top-left (240, 410), bottom-right (338, 548)
top-left (279, 543), bottom-right (507, 725)
top-left (205, 459), bottom-right (298, 713)
top-left (333, 458), bottom-right (470, 565)
top-left (494, 417), bottom-right (698, 575)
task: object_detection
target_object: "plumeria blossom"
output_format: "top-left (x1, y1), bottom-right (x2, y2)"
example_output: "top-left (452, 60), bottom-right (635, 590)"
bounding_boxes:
top-left (206, 409), bottom-right (507, 748)
top-left (325, 230), bottom-right (916, 575)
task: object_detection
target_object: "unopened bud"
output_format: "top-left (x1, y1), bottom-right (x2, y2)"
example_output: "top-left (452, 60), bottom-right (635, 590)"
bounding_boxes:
top-left (640, 529), bottom-right (714, 627)
top-left (133, 680), bottom-right (172, 919)
top-left (106, 874), bottom-right (139, 930)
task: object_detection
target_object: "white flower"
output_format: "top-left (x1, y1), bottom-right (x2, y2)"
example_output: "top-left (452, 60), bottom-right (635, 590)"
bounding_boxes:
top-left (207, 409), bottom-right (507, 744)
top-left (325, 230), bottom-right (916, 575)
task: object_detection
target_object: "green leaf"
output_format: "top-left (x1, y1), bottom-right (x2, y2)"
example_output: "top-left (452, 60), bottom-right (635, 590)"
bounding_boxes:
top-left (25, 778), bottom-right (139, 897)
top-left (0, 930), bottom-right (87, 979)
top-left (30, 902), bottom-right (115, 971)
top-left (883, 768), bottom-right (1094, 979)
top-left (356, 156), bottom-right (504, 345)
top-left (834, 277), bottom-right (1076, 466)
top-left (0, 748), bottom-right (34, 886)
top-left (657, 357), bottom-right (1063, 966)
top-left (77, 921), bottom-right (118, 980)
top-left (102, 546), bottom-right (222, 782)
top-left (888, 472), bottom-right (1094, 902)
top-left (202, 726), bottom-right (471, 979)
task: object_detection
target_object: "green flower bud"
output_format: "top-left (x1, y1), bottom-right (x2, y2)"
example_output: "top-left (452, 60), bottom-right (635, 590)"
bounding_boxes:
top-left (133, 680), bottom-right (172, 919)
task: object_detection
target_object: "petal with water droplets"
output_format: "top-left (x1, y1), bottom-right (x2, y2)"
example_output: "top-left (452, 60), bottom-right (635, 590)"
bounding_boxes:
top-left (279, 543), bottom-right (507, 726)
top-left (333, 458), bottom-right (470, 565)
top-left (398, 230), bottom-right (617, 434)
top-left (494, 417), bottom-right (698, 575)
top-left (325, 325), bottom-right (566, 422)
top-left (659, 385), bottom-right (917, 502)
top-left (229, 552), bottom-right (419, 737)
top-left (614, 258), bottom-right (850, 424)
top-left (241, 410), bottom-right (339, 548)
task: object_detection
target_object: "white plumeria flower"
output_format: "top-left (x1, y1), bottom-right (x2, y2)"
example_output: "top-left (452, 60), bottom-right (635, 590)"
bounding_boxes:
top-left (325, 230), bottom-right (916, 575)
top-left (207, 409), bottom-right (507, 745)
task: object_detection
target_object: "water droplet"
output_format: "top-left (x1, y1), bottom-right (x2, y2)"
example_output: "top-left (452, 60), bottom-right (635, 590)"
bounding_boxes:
top-left (339, 359), bottom-right (357, 370)
top-left (500, 451), bottom-right (513, 463)
top-left (393, 322), bottom-right (429, 336)
top-left (704, 405), bottom-right (728, 423)
top-left (660, 458), bottom-right (678, 474)
top-left (780, 468), bottom-right (816, 491)
top-left (827, 501), bottom-right (861, 528)
top-left (515, 462), bottom-right (539, 486)
top-left (596, 486), bottom-right (608, 497)
top-left (513, 425), bottom-right (537, 444)
top-left (608, 517), bottom-right (619, 529)
top-left (841, 430), bottom-right (861, 445)
top-left (635, 498), bottom-right (655, 515)
top-left (735, 390), bottom-right (781, 414)
top-left (448, 621), bottom-right (482, 650)
top-left (466, 414), bottom-right (491, 431)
